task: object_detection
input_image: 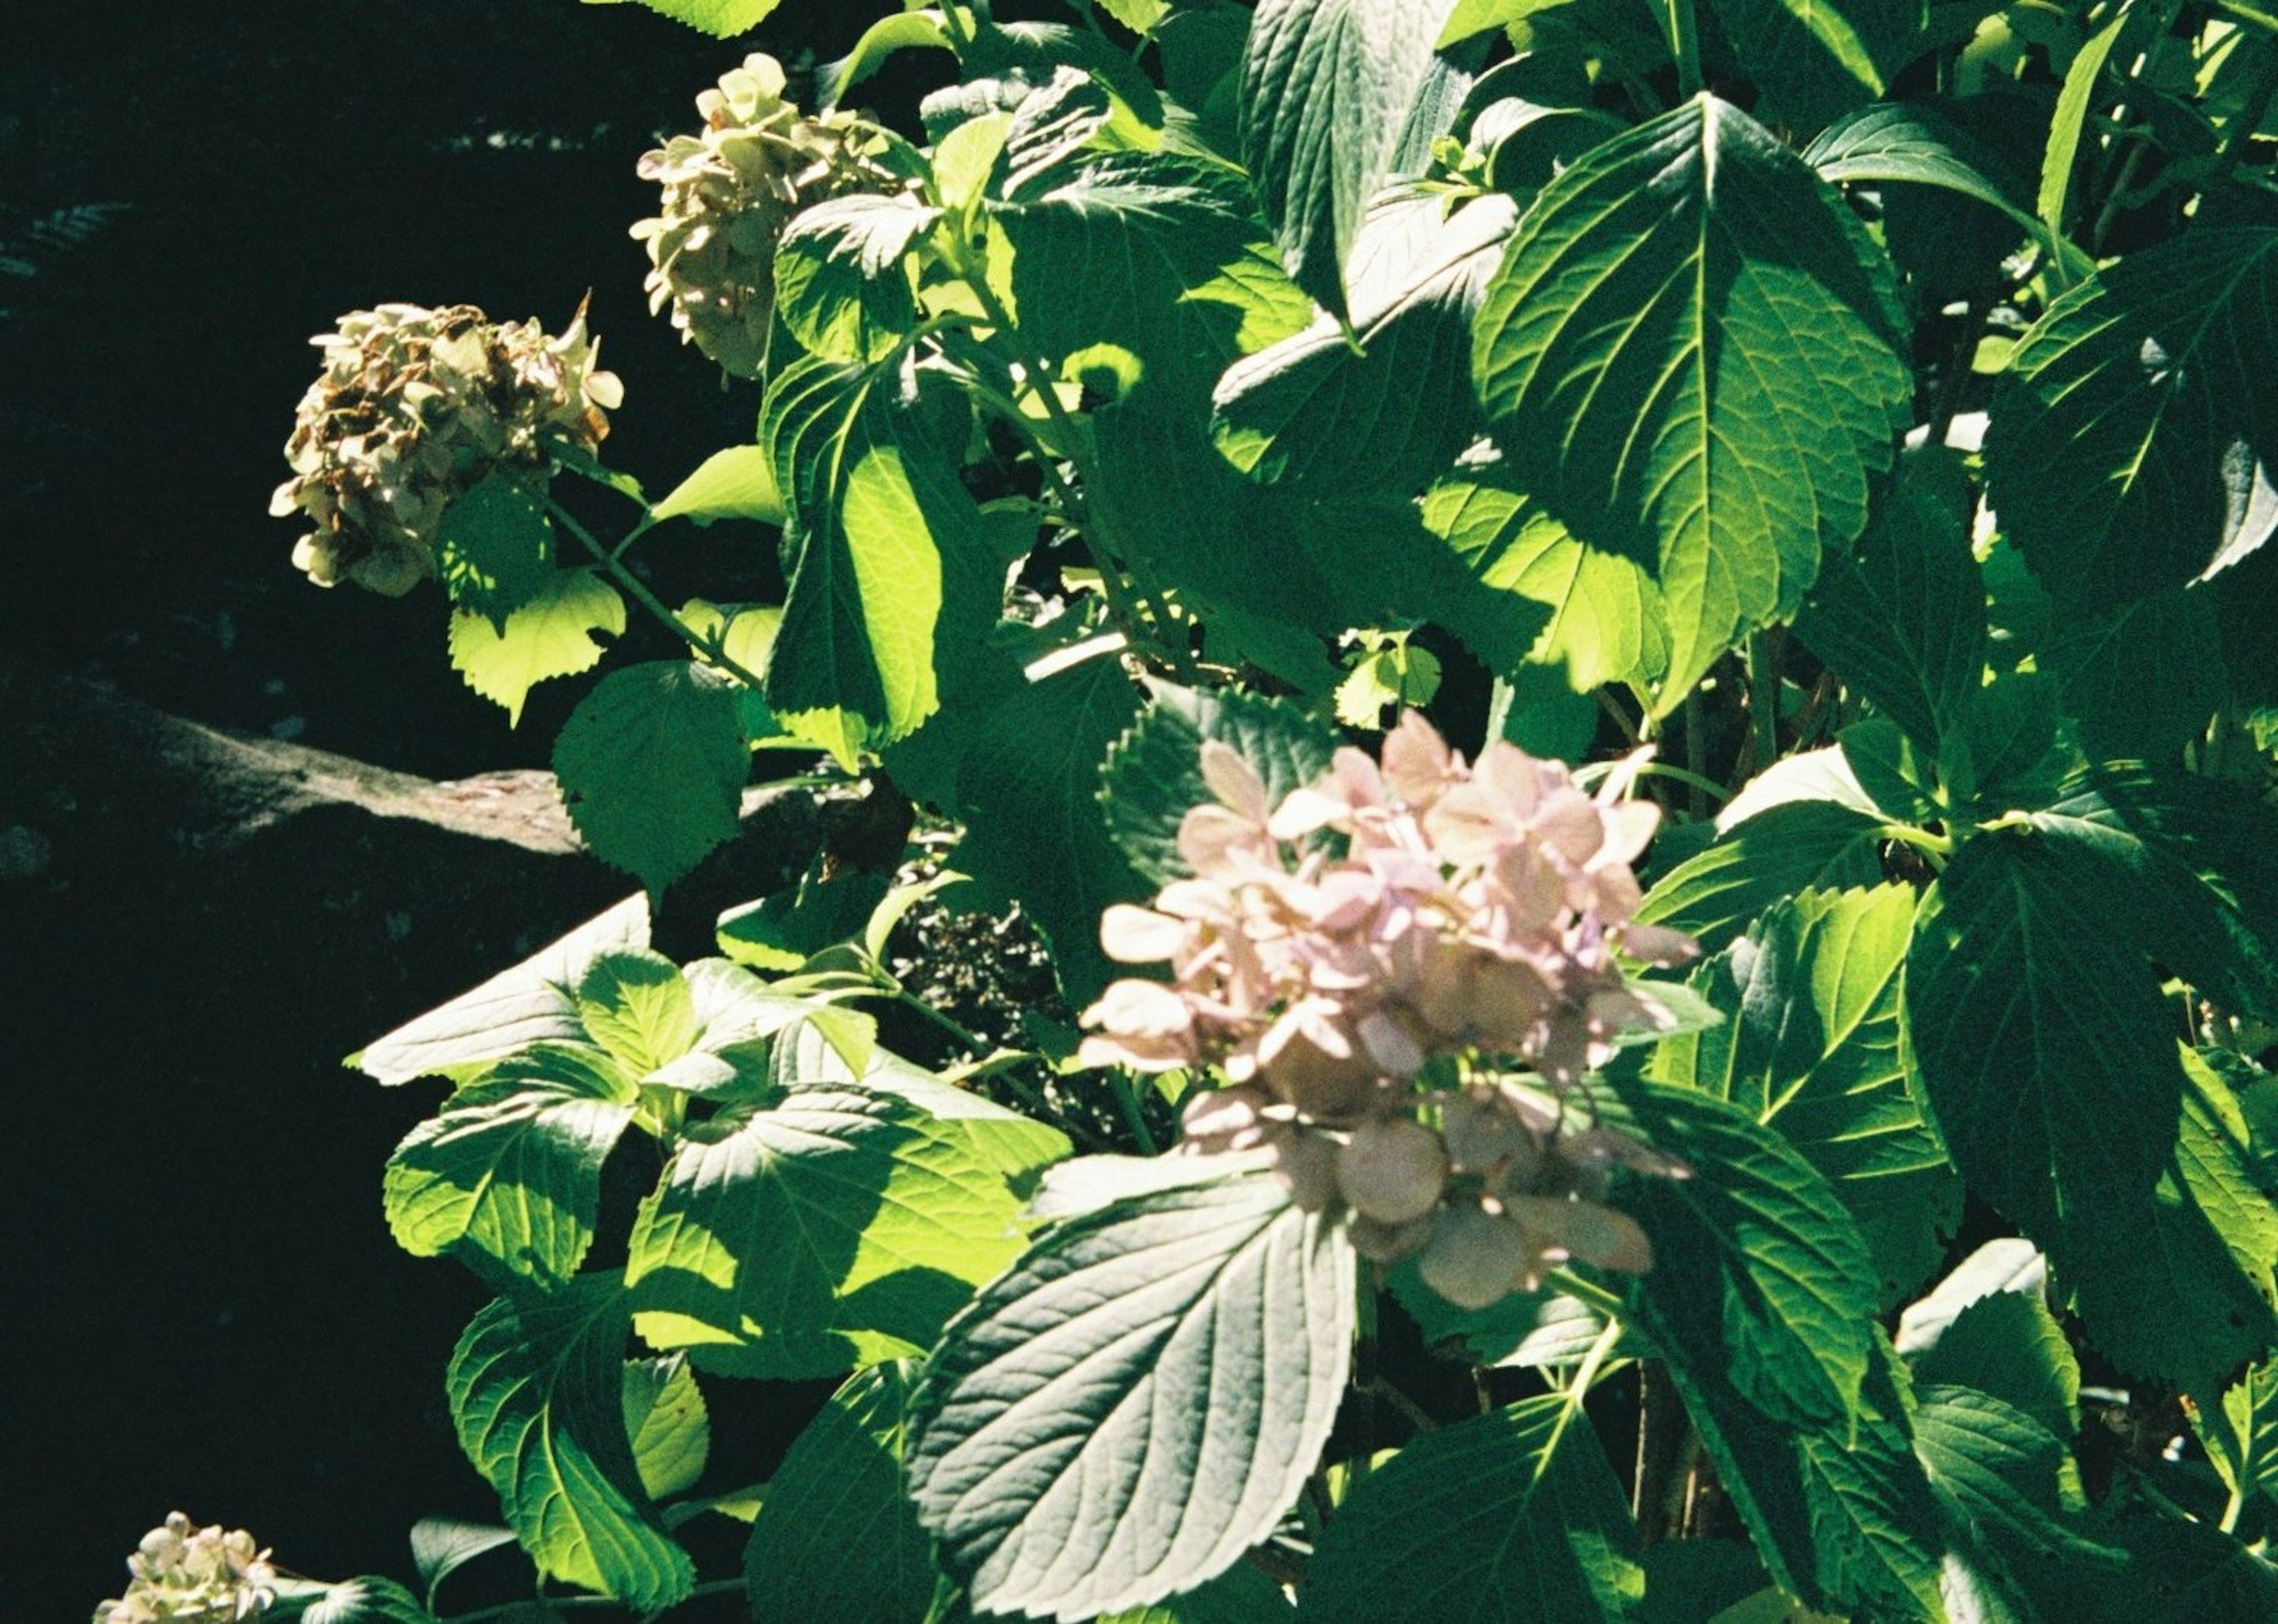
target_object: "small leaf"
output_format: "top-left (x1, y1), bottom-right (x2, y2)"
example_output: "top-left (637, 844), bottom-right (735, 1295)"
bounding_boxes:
top-left (2192, 1358), bottom-right (2278, 1512)
top-left (383, 1043), bottom-right (640, 1288)
top-left (575, 949), bottom-right (698, 1075)
top-left (906, 1162), bottom-right (1355, 1621)
top-left (1388, 1263), bottom-right (1619, 1368)
top-left (743, 1362), bottom-right (945, 1624)
top-left (1706, 0), bottom-right (1926, 132)
top-left (1634, 801), bottom-right (1886, 954)
top-left (2036, 13), bottom-right (2124, 236)
top-left (775, 194), bottom-right (939, 363)
top-left (649, 445), bottom-right (784, 528)
top-left (435, 473), bottom-right (558, 625)
top-left (553, 661), bottom-right (749, 894)
top-left (297, 1577), bottom-right (437, 1624)
top-left (617, 0), bottom-right (783, 39)
top-left (623, 1355), bottom-right (710, 1501)
top-left (447, 568), bottom-right (625, 727)
top-left (1474, 94), bottom-right (1911, 712)
top-left (1297, 1395), bottom-right (1646, 1622)
top-left (446, 1275), bottom-right (695, 1611)
top-left (409, 1517), bottom-right (519, 1598)
top-left (1099, 678), bottom-right (1338, 889)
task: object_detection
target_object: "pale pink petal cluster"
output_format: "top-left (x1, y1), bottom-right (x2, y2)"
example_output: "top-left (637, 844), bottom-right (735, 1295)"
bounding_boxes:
top-left (1079, 712), bottom-right (1697, 1109)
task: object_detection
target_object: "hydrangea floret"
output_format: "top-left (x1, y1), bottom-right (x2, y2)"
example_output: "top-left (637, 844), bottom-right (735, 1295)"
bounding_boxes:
top-left (270, 301), bottom-right (621, 595)
top-left (93, 1512), bottom-right (277, 1624)
top-left (1080, 712), bottom-right (1699, 1308)
top-left (631, 52), bottom-right (899, 379)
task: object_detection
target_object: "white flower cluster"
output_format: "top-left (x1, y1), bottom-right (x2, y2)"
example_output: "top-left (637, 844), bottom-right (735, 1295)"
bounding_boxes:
top-left (93, 1512), bottom-right (276, 1624)
top-left (271, 301), bottom-right (621, 595)
top-left (632, 53), bottom-right (898, 380)
top-left (1080, 712), bottom-right (1697, 1307)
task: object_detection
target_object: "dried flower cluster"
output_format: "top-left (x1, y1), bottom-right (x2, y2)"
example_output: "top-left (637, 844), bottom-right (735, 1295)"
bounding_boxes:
top-left (632, 53), bottom-right (899, 380)
top-left (93, 1512), bottom-right (276, 1624)
top-left (271, 302), bottom-right (621, 595)
top-left (1080, 712), bottom-right (1697, 1306)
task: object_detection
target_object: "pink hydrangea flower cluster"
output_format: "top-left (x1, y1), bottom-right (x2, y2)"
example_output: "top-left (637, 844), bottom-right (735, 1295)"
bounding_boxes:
top-left (1077, 712), bottom-right (1698, 1307)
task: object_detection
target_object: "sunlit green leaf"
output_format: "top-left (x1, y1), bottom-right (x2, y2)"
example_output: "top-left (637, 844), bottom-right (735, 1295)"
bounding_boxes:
top-left (609, 0), bottom-right (783, 40)
top-left (1707, 0), bottom-right (1926, 133)
top-left (447, 568), bottom-right (625, 727)
top-left (1634, 801), bottom-right (1886, 953)
top-left (649, 446), bottom-right (784, 528)
top-left (553, 661), bottom-right (749, 894)
top-left (436, 473), bottom-right (558, 626)
top-left (623, 1354), bottom-right (709, 1502)
top-left (775, 194), bottom-right (938, 363)
top-left (907, 1162), bottom-right (1354, 1620)
top-left (575, 949), bottom-right (697, 1075)
top-left (1475, 95), bottom-right (1910, 711)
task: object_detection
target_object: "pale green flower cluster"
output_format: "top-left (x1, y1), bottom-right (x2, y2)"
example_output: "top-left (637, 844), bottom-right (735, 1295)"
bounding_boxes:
top-left (271, 301), bottom-right (621, 595)
top-left (93, 1512), bottom-right (276, 1624)
top-left (631, 52), bottom-right (896, 379)
top-left (1082, 713), bottom-right (1698, 1307)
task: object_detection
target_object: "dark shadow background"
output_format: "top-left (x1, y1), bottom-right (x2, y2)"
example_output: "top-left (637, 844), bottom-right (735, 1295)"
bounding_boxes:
top-left (1, 2), bottom-right (978, 1616)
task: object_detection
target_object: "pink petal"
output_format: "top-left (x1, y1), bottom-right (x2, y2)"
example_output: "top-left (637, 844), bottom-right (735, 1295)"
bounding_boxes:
top-left (1099, 904), bottom-right (1186, 963)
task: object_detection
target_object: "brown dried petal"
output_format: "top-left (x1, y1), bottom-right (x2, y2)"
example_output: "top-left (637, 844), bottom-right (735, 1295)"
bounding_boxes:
top-left (1337, 1118), bottom-right (1449, 1224)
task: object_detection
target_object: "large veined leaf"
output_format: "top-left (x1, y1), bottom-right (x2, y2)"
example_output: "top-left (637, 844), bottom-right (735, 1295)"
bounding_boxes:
top-left (1906, 824), bottom-right (2278, 1387)
top-left (2041, 583), bottom-right (2226, 760)
top-left (384, 1043), bottom-right (640, 1288)
top-left (447, 568), bottom-right (626, 727)
top-left (622, 1355), bottom-right (708, 1501)
top-left (906, 1163), bottom-right (1355, 1621)
top-left (625, 1081), bottom-right (1037, 1380)
top-left (1213, 190), bottom-right (1516, 496)
top-left (774, 194), bottom-right (939, 364)
top-left (759, 355), bottom-right (1001, 764)
top-left (610, 0), bottom-right (782, 37)
top-left (743, 1362), bottom-right (944, 1624)
top-left (290, 1578), bottom-right (437, 1624)
top-left (1099, 677), bottom-right (1338, 889)
top-left (353, 897), bottom-right (650, 1085)
top-left (1474, 94), bottom-right (1911, 712)
top-left (1983, 229), bottom-right (2278, 613)
top-left (1605, 1082), bottom-right (1880, 1432)
top-left (1793, 448), bottom-right (1984, 756)
top-left (1706, 0), bottom-right (1926, 134)
top-left (950, 645), bottom-right (1147, 1007)
top-left (1420, 458), bottom-right (1665, 691)
top-left (1298, 1395), bottom-right (1645, 1622)
top-left (575, 948), bottom-right (698, 1077)
top-left (446, 1276), bottom-right (695, 1612)
top-left (1633, 800), bottom-right (1886, 953)
top-left (553, 661), bottom-right (749, 894)
top-left (1897, 1241), bottom-right (2079, 1440)
top-left (1240, 0), bottom-right (1462, 319)
top-left (435, 472), bottom-right (558, 626)
top-left (1649, 886), bottom-right (1956, 1305)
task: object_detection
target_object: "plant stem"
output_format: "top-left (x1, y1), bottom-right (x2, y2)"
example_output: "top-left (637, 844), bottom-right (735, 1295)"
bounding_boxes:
top-left (889, 982), bottom-right (992, 1059)
top-left (542, 492), bottom-right (771, 693)
top-left (1662, 0), bottom-right (1703, 98)
top-left (2215, 48), bottom-right (2278, 181)
top-left (1745, 629), bottom-right (1780, 779)
top-left (446, 1579), bottom-right (743, 1623)
top-left (1109, 1071), bottom-right (1160, 1155)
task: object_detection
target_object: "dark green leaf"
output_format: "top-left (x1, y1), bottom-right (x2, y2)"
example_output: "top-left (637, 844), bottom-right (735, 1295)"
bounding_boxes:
top-left (553, 661), bottom-right (749, 894)
top-left (447, 568), bottom-right (625, 727)
top-left (1474, 94), bottom-right (1911, 711)
top-left (1983, 229), bottom-right (2278, 613)
top-left (435, 473), bottom-right (557, 626)
top-left (1707, 0), bottom-right (1927, 133)
top-left (446, 1275), bottom-right (695, 1611)
top-left (1099, 678), bottom-right (1338, 890)
top-left (408, 1517), bottom-right (518, 1599)
top-left (1634, 800), bottom-right (1887, 954)
top-left (1649, 886), bottom-right (1956, 1305)
top-left (950, 647), bottom-right (1147, 1007)
top-left (1296, 1396), bottom-right (1645, 1622)
top-left (906, 1163), bottom-right (1354, 1620)
top-left (2042, 584), bottom-right (2225, 761)
top-left (1240, 0), bottom-right (1461, 319)
top-left (1896, 1241), bottom-right (2078, 1440)
top-left (383, 1043), bottom-right (639, 1288)
top-left (744, 1362), bottom-right (944, 1624)
top-left (625, 1081), bottom-right (1036, 1380)
top-left (1388, 1260), bottom-right (1620, 1368)
top-left (775, 194), bottom-right (938, 363)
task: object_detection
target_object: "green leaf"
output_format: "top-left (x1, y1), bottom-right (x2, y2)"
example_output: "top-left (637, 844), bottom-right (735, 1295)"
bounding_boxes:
top-left (824, 11), bottom-right (955, 109)
top-left (624, 1081), bottom-right (1034, 1380)
top-left (717, 859), bottom-right (892, 973)
top-left (353, 897), bottom-right (650, 1085)
top-left (1792, 447), bottom-right (1985, 756)
top-left (1906, 827), bottom-right (2278, 1387)
top-left (1983, 229), bottom-right (2278, 613)
top-left (1706, 0), bottom-right (1926, 133)
top-left (554, 661), bottom-right (749, 895)
top-left (623, 1354), bottom-right (709, 1501)
top-left (383, 1043), bottom-right (640, 1288)
top-left (1608, 1081), bottom-right (1881, 1432)
top-left (760, 356), bottom-right (1001, 762)
top-left (906, 1162), bottom-right (1355, 1621)
top-left (1896, 1240), bottom-right (2078, 1440)
top-left (1912, 1386), bottom-right (2129, 1604)
top-left (1213, 190), bottom-right (1517, 497)
top-left (1634, 800), bottom-right (1886, 953)
top-left (576, 949), bottom-right (697, 1075)
top-left (446, 1275), bottom-right (694, 1611)
top-left (648, 445), bottom-right (784, 528)
top-left (2043, 582), bottom-right (2225, 760)
top-left (775, 194), bottom-right (939, 363)
top-left (2036, 12), bottom-right (2124, 236)
top-left (615, 0), bottom-right (782, 39)
top-left (1240, 0), bottom-right (1461, 320)
top-left (2193, 1358), bottom-right (2278, 1512)
top-left (1096, 0), bottom-right (1170, 32)
top-left (447, 568), bottom-right (625, 727)
top-left (743, 1361), bottom-right (945, 1624)
top-left (1388, 1263), bottom-right (1619, 1368)
top-left (1297, 1395), bottom-right (1646, 1622)
top-left (1474, 93), bottom-right (1911, 713)
top-left (1648, 886), bottom-right (1956, 1305)
top-left (436, 473), bottom-right (558, 625)
top-left (950, 647), bottom-right (1147, 1007)
top-left (409, 1517), bottom-right (518, 1600)
top-left (294, 1577), bottom-right (437, 1624)
top-left (1100, 1562), bottom-right (1296, 1623)
top-left (1099, 678), bottom-right (1338, 890)
top-left (1421, 458), bottom-right (1665, 690)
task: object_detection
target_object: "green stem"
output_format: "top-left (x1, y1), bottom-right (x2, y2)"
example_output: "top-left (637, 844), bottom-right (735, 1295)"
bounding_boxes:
top-left (889, 982), bottom-right (992, 1059)
top-left (540, 492), bottom-right (771, 693)
top-left (445, 1579), bottom-right (743, 1623)
top-left (1538, 1314), bottom-right (1625, 1471)
top-left (1109, 1071), bottom-right (1161, 1155)
top-left (1662, 0), bottom-right (1703, 99)
top-left (2088, 0), bottom-right (2187, 255)
top-left (1745, 630), bottom-right (1780, 779)
top-left (1547, 1268), bottom-right (1630, 1322)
